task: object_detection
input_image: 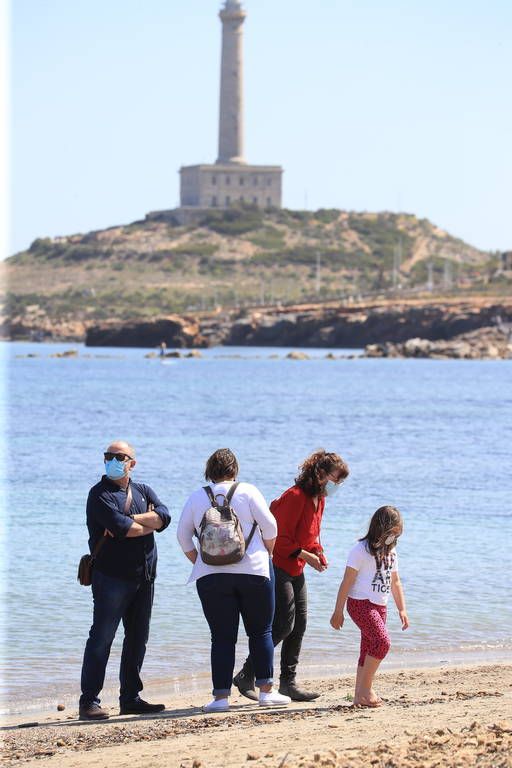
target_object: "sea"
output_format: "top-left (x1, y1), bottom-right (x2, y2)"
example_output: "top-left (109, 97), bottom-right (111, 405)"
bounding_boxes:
top-left (1, 341), bottom-right (511, 714)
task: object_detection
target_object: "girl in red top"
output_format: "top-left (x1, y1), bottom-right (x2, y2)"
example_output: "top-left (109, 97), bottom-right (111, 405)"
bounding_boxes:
top-left (234, 449), bottom-right (349, 701)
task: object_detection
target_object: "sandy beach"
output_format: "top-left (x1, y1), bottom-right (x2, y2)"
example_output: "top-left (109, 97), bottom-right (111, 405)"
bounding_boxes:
top-left (2, 663), bottom-right (511, 767)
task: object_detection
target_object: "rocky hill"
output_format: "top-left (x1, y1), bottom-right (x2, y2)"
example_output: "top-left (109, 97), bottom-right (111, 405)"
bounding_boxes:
top-left (2, 206), bottom-right (509, 341)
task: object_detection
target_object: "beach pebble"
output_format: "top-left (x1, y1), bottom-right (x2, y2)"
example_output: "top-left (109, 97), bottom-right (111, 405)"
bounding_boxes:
top-left (57, 703), bottom-right (65, 711)
top-left (246, 754), bottom-right (259, 761)
top-left (56, 739), bottom-right (66, 747)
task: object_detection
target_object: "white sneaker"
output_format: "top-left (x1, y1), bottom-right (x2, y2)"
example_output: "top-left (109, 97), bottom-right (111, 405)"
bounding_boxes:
top-left (258, 690), bottom-right (291, 707)
top-left (202, 698), bottom-right (229, 713)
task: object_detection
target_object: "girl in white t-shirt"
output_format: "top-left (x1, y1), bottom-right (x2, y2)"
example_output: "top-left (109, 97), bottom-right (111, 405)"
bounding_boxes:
top-left (330, 506), bottom-right (409, 707)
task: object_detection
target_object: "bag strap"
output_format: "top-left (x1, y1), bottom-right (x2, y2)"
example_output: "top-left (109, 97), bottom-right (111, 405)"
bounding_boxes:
top-left (225, 482), bottom-right (239, 504)
top-left (124, 482), bottom-right (133, 515)
top-left (203, 485), bottom-right (216, 506)
top-left (222, 481), bottom-right (257, 548)
top-left (203, 483), bottom-right (239, 507)
top-left (92, 483), bottom-right (133, 559)
top-left (245, 521), bottom-right (257, 549)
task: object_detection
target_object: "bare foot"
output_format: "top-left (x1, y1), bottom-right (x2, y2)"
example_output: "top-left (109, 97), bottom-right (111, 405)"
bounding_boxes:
top-left (352, 695), bottom-right (383, 708)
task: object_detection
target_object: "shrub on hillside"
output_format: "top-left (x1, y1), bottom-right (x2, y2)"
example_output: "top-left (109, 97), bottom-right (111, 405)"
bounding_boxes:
top-left (314, 209), bottom-right (340, 224)
top-left (200, 205), bottom-right (263, 235)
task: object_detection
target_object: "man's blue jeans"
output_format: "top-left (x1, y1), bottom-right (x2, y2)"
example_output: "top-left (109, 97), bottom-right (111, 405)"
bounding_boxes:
top-left (196, 571), bottom-right (275, 696)
top-left (79, 569), bottom-right (154, 708)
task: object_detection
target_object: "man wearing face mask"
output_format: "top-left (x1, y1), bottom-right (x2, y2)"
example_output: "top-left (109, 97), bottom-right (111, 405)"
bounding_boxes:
top-left (234, 449), bottom-right (349, 702)
top-left (78, 440), bottom-right (171, 721)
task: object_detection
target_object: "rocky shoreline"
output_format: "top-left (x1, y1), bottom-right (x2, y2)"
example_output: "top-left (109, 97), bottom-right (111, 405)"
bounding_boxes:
top-left (5, 297), bottom-right (512, 360)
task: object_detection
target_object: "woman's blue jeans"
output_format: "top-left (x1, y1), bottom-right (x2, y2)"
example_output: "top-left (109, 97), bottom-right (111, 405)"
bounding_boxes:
top-left (79, 569), bottom-right (154, 708)
top-left (196, 570), bottom-right (275, 696)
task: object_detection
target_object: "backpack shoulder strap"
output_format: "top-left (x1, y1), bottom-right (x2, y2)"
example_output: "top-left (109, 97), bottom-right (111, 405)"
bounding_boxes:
top-left (203, 485), bottom-right (216, 506)
top-left (225, 482), bottom-right (239, 505)
top-left (245, 521), bottom-right (258, 549)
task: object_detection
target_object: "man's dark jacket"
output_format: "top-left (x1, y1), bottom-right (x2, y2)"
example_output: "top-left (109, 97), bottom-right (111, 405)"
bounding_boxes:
top-left (86, 475), bottom-right (171, 581)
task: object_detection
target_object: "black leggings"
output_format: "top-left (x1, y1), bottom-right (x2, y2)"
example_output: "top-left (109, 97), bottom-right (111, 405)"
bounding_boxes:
top-left (241, 566), bottom-right (307, 683)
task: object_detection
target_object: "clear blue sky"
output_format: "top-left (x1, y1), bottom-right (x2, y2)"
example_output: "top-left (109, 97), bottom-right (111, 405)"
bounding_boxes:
top-left (8, 0), bottom-right (512, 254)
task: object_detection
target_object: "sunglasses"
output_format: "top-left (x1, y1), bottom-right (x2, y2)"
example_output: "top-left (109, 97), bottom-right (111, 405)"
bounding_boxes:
top-left (104, 452), bottom-right (133, 462)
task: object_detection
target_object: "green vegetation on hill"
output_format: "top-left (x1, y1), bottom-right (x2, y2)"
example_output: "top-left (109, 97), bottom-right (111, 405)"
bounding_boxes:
top-left (2, 206), bottom-right (509, 333)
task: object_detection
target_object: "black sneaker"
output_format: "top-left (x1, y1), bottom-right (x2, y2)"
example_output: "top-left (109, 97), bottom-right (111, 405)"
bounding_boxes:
top-left (119, 698), bottom-right (166, 715)
top-left (233, 670), bottom-right (258, 701)
top-left (79, 703), bottom-right (110, 720)
top-left (279, 681), bottom-right (320, 702)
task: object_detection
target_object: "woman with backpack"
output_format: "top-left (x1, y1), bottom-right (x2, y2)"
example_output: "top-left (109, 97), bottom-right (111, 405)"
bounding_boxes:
top-left (233, 449), bottom-right (349, 702)
top-left (177, 448), bottom-right (291, 712)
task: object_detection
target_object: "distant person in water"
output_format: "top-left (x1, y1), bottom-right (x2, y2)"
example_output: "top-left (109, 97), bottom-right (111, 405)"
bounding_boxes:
top-left (234, 449), bottom-right (349, 702)
top-left (78, 440), bottom-right (171, 720)
top-left (330, 505), bottom-right (409, 707)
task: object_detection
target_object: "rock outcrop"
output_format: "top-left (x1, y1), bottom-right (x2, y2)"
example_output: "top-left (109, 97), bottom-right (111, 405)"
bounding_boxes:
top-left (223, 302), bottom-right (512, 348)
top-left (365, 326), bottom-right (512, 359)
top-left (85, 316), bottom-right (207, 348)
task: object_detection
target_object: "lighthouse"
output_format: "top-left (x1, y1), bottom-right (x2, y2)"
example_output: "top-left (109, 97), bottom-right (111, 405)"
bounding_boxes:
top-left (179, 2), bottom-right (283, 211)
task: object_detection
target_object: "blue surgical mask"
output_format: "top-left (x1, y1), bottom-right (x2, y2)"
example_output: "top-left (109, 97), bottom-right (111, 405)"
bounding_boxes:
top-left (105, 458), bottom-right (127, 479)
top-left (324, 480), bottom-right (341, 497)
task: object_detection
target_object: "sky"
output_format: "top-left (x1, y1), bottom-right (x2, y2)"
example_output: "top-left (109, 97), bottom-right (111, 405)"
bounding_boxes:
top-left (6, 0), bottom-right (512, 255)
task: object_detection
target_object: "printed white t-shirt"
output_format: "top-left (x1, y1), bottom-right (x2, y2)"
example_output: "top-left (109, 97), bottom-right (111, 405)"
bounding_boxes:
top-left (177, 481), bottom-right (277, 583)
top-left (346, 540), bottom-right (398, 606)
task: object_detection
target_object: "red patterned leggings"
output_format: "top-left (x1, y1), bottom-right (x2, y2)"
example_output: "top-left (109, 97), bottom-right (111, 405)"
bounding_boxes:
top-left (347, 597), bottom-right (390, 667)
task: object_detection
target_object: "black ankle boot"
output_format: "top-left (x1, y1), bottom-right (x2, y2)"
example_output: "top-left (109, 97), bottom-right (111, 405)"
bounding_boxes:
top-left (279, 680), bottom-right (320, 702)
top-left (233, 670), bottom-right (258, 701)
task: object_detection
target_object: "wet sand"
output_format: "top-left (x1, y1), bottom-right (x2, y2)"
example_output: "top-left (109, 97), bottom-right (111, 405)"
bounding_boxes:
top-left (2, 664), bottom-right (511, 767)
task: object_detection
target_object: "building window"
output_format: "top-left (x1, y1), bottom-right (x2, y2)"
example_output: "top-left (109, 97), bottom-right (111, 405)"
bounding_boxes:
top-left (267, 197), bottom-right (272, 206)
top-left (212, 196), bottom-right (217, 206)
top-left (212, 176), bottom-right (217, 185)
top-left (253, 176), bottom-right (258, 186)
top-left (240, 195), bottom-right (244, 202)
top-left (225, 176), bottom-right (231, 186)
top-left (239, 177), bottom-right (245, 186)
top-left (266, 178), bottom-right (272, 187)
top-left (225, 195), bottom-right (231, 205)
top-left (253, 197), bottom-right (258, 204)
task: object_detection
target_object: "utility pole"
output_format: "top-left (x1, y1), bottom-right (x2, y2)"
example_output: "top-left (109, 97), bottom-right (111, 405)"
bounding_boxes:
top-left (315, 252), bottom-right (321, 296)
top-left (392, 238), bottom-right (402, 290)
top-left (427, 260), bottom-right (434, 292)
top-left (443, 259), bottom-right (452, 291)
top-left (260, 280), bottom-right (265, 306)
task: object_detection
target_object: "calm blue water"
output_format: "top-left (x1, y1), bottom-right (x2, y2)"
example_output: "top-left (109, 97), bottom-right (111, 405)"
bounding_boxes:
top-left (1, 341), bottom-right (511, 713)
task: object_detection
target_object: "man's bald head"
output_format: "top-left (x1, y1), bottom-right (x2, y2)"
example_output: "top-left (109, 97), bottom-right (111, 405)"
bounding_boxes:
top-left (106, 440), bottom-right (136, 458)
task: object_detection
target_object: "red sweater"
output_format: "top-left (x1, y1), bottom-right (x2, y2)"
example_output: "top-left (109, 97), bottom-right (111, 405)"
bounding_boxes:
top-left (271, 485), bottom-right (325, 576)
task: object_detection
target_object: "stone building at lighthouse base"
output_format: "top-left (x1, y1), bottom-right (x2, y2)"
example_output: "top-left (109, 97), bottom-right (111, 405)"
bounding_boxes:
top-left (179, 163), bottom-right (282, 209)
